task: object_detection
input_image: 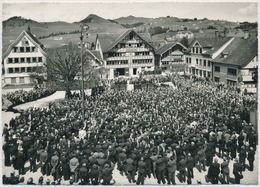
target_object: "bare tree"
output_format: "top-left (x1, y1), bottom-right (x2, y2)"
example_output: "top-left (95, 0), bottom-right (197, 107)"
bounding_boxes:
top-left (46, 42), bottom-right (107, 99)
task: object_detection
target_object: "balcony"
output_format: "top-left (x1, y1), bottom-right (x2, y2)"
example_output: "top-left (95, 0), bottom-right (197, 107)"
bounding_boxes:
top-left (106, 56), bottom-right (129, 61)
top-left (242, 75), bottom-right (253, 82)
top-left (116, 47), bottom-right (150, 53)
top-left (132, 55), bottom-right (154, 60)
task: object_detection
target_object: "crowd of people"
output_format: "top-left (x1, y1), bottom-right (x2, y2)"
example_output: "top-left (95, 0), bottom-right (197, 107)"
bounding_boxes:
top-left (2, 75), bottom-right (258, 185)
top-left (2, 86), bottom-right (56, 107)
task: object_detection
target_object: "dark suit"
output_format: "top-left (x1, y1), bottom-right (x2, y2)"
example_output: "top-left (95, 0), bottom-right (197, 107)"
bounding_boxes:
top-left (179, 158), bottom-right (187, 183)
top-left (247, 150), bottom-right (255, 171)
top-left (137, 160), bottom-right (146, 185)
top-left (210, 162), bottom-right (220, 184)
top-left (233, 162), bottom-right (242, 184)
top-left (186, 156), bottom-right (194, 179)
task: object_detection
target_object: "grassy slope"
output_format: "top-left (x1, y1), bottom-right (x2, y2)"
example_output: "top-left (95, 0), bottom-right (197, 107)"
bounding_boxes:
top-left (2, 16), bottom-right (241, 53)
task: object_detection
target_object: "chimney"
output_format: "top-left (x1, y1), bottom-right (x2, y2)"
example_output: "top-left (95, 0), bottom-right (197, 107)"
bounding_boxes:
top-left (244, 29), bottom-right (249, 39)
top-left (27, 25), bottom-right (31, 33)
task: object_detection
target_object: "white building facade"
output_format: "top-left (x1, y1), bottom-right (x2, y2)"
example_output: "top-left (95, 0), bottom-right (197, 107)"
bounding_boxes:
top-left (95, 30), bottom-right (155, 79)
top-left (2, 29), bottom-right (46, 85)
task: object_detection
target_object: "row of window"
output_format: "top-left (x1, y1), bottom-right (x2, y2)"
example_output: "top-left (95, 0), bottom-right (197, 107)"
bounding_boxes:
top-left (10, 77), bottom-right (27, 84)
top-left (8, 57), bottom-right (43, 64)
top-left (116, 43), bottom-right (146, 48)
top-left (107, 60), bottom-right (128, 65)
top-left (190, 68), bottom-right (211, 77)
top-left (13, 46), bottom-right (38, 53)
top-left (214, 77), bottom-right (237, 86)
top-left (191, 47), bottom-right (202, 54)
top-left (244, 84), bottom-right (256, 88)
top-left (7, 67), bottom-right (39, 74)
top-left (196, 58), bottom-right (211, 67)
top-left (133, 59), bottom-right (153, 64)
top-left (162, 61), bottom-right (183, 65)
top-left (186, 57), bottom-right (211, 67)
top-left (214, 66), bottom-right (237, 76)
top-left (108, 52), bottom-right (152, 57)
top-left (135, 52), bottom-right (150, 56)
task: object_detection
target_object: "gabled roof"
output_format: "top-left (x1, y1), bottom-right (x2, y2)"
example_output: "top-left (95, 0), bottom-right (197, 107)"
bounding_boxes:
top-left (212, 37), bottom-right (258, 67)
top-left (86, 50), bottom-right (103, 65)
top-left (2, 30), bottom-right (46, 59)
top-left (96, 33), bottom-right (119, 52)
top-left (96, 29), bottom-right (155, 53)
top-left (189, 37), bottom-right (232, 56)
top-left (155, 42), bottom-right (187, 55)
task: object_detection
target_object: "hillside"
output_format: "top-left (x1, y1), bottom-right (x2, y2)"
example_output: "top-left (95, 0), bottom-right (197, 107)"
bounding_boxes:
top-left (3, 16), bottom-right (40, 28)
top-left (114, 15), bottom-right (151, 24)
top-left (2, 14), bottom-right (255, 53)
top-left (2, 15), bottom-right (125, 53)
top-left (77, 14), bottom-right (113, 24)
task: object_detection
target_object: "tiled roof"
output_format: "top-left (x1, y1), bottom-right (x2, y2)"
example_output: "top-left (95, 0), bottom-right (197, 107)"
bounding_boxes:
top-left (2, 30), bottom-right (46, 60)
top-left (155, 42), bottom-right (186, 55)
top-left (97, 33), bottom-right (119, 52)
top-left (190, 37), bottom-right (232, 56)
top-left (97, 29), bottom-right (155, 53)
top-left (89, 50), bottom-right (102, 60)
top-left (212, 37), bottom-right (258, 67)
top-left (25, 31), bottom-right (44, 47)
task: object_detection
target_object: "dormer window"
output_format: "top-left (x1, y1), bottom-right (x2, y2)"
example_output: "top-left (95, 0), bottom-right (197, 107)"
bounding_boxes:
top-left (221, 52), bottom-right (229, 58)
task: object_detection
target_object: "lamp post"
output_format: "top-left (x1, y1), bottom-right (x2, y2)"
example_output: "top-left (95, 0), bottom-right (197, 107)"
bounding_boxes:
top-left (80, 24), bottom-right (89, 128)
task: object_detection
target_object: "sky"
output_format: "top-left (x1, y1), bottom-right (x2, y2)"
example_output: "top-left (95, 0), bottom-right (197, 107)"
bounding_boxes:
top-left (2, 1), bottom-right (258, 23)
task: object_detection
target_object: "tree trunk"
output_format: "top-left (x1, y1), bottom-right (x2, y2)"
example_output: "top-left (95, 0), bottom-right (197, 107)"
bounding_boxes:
top-left (65, 89), bottom-right (71, 99)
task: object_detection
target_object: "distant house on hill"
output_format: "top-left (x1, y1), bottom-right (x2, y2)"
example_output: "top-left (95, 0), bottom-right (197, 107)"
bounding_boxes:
top-left (54, 37), bottom-right (63, 41)
top-left (2, 26), bottom-right (47, 85)
top-left (94, 29), bottom-right (156, 79)
top-left (176, 31), bottom-right (194, 39)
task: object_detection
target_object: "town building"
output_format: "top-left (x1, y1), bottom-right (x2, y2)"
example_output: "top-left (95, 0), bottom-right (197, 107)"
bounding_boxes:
top-left (2, 26), bottom-right (46, 85)
top-left (175, 31), bottom-right (194, 39)
top-left (184, 37), bottom-right (234, 79)
top-left (155, 42), bottom-right (187, 73)
top-left (211, 36), bottom-right (258, 93)
top-left (94, 29), bottom-right (155, 79)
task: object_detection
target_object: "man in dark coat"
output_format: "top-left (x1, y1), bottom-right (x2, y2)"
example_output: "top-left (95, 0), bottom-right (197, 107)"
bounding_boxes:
top-left (28, 145), bottom-right (37, 172)
top-left (233, 158), bottom-right (243, 184)
top-left (100, 164), bottom-right (113, 185)
top-left (179, 154), bottom-right (187, 183)
top-left (50, 151), bottom-right (60, 181)
top-left (156, 154), bottom-right (167, 184)
top-left (247, 147), bottom-right (255, 171)
top-left (186, 153), bottom-right (194, 179)
top-left (218, 137), bottom-right (226, 158)
top-left (166, 152), bottom-right (177, 185)
top-left (2, 142), bottom-right (11, 167)
top-left (125, 156), bottom-right (136, 183)
top-left (238, 146), bottom-right (246, 170)
top-left (209, 158), bottom-right (220, 184)
top-left (16, 148), bottom-right (26, 175)
top-left (136, 157), bottom-right (147, 185)
top-left (79, 162), bottom-right (88, 183)
top-left (60, 153), bottom-right (70, 180)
